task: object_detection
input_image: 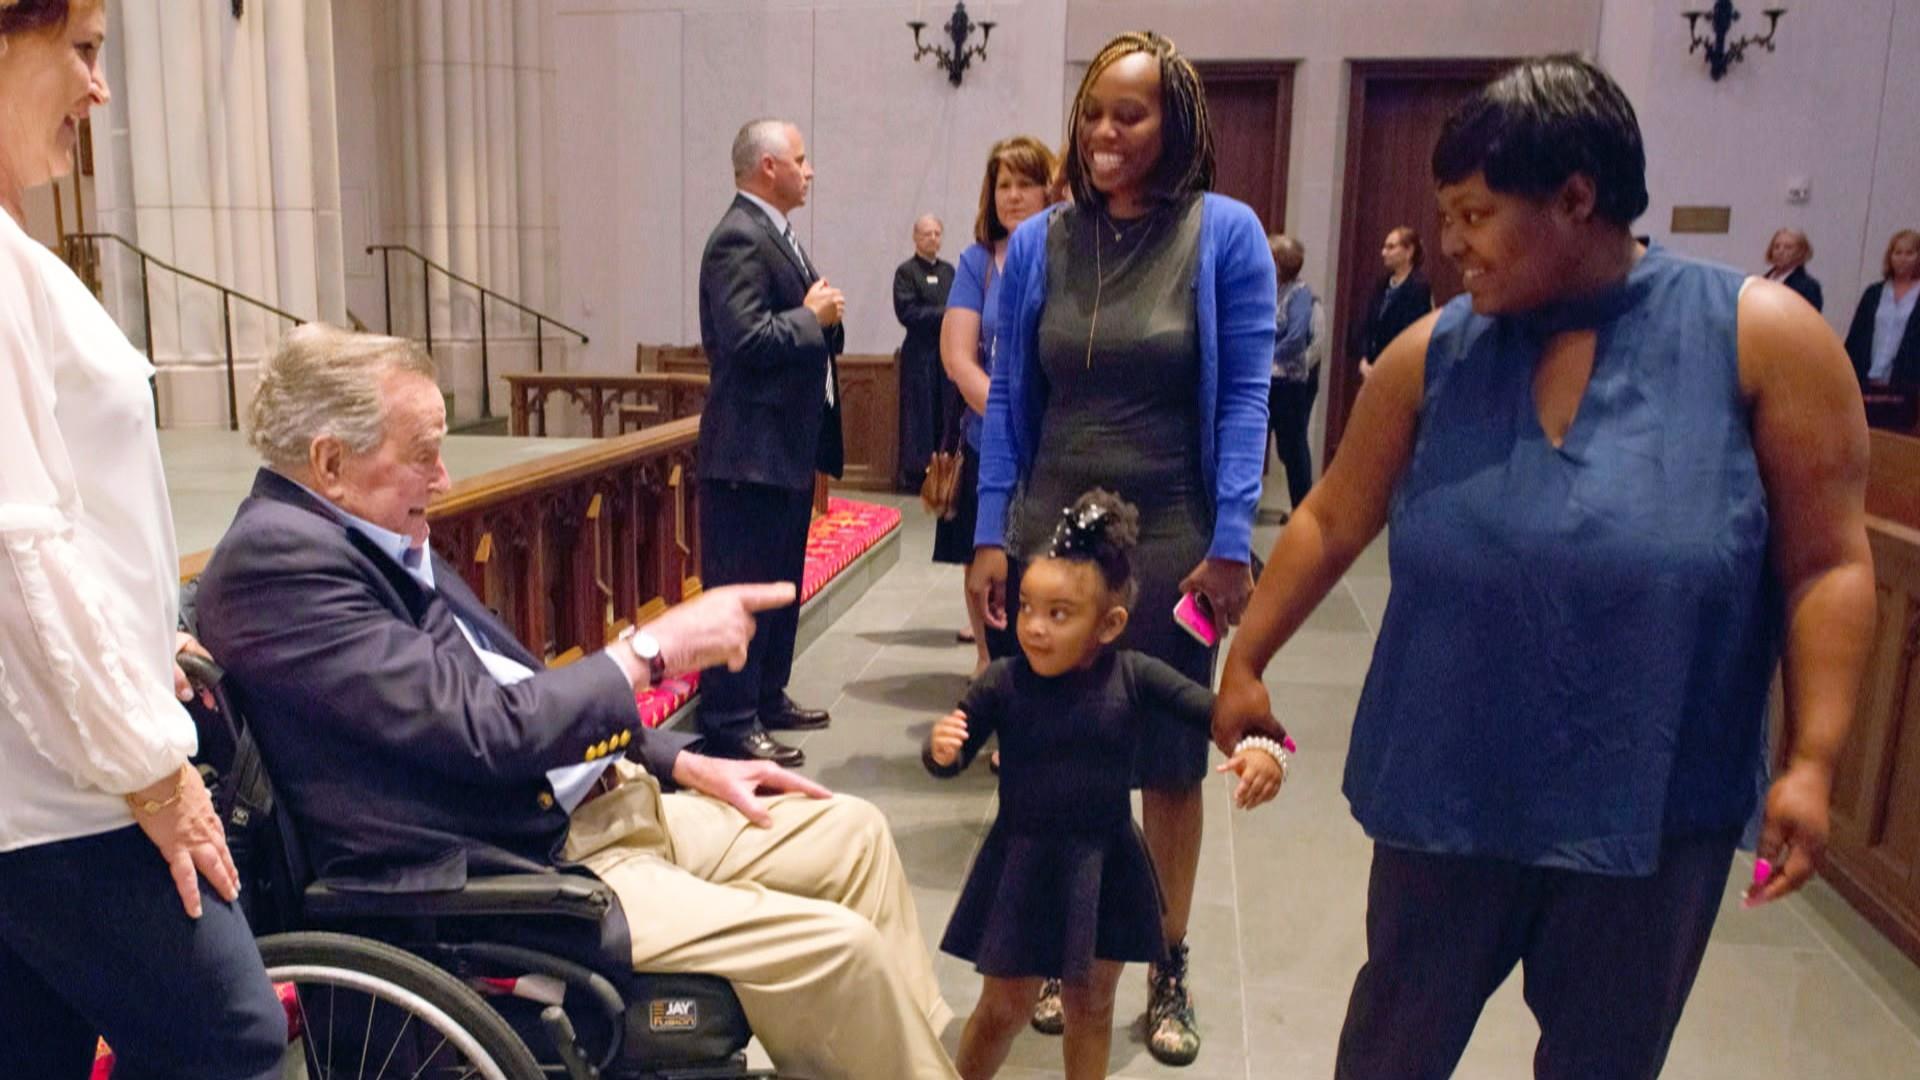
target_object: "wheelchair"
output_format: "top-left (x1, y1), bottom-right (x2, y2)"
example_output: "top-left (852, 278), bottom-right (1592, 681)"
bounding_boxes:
top-left (179, 649), bottom-right (777, 1080)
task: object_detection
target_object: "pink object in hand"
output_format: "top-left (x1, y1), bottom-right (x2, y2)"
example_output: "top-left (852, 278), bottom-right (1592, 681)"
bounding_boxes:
top-left (1173, 592), bottom-right (1219, 648)
top-left (1752, 858), bottom-right (1773, 887)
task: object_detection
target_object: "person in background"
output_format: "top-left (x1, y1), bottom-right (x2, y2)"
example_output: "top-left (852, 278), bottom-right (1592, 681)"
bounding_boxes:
top-left (1267, 233), bottom-right (1320, 519)
top-left (895, 214), bottom-right (956, 490)
top-left (1214, 56), bottom-right (1872, 1079)
top-left (693, 118), bottom-right (844, 768)
top-left (968, 31), bottom-right (1275, 1065)
top-left (0, 2), bottom-right (284, 1076)
top-left (938, 135), bottom-right (1060, 672)
top-left (1353, 225), bottom-right (1431, 381)
top-left (1845, 228), bottom-right (1920, 395)
top-left (1762, 227), bottom-right (1823, 311)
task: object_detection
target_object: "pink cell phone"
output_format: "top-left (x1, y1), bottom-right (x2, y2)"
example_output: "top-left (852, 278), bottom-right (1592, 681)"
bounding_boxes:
top-left (1173, 592), bottom-right (1219, 648)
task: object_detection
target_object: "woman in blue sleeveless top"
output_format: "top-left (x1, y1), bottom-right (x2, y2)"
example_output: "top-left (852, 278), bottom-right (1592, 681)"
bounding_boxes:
top-left (1212, 57), bottom-right (1873, 1080)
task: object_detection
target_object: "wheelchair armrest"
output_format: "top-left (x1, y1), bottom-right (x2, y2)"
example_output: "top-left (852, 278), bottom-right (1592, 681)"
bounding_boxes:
top-left (304, 873), bottom-right (615, 922)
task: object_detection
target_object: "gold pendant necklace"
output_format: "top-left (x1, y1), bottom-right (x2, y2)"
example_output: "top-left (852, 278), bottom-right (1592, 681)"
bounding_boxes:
top-left (1085, 210), bottom-right (1155, 370)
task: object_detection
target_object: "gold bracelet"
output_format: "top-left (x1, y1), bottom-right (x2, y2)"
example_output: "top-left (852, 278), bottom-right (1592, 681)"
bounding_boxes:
top-left (125, 767), bottom-right (187, 816)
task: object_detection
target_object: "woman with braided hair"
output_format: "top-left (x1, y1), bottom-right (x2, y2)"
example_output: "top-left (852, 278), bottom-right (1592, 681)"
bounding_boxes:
top-left (931, 489), bottom-right (1284, 1080)
top-left (966, 30), bottom-right (1277, 1063)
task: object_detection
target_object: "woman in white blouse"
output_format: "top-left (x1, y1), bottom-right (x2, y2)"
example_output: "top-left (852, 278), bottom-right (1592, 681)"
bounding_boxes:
top-left (0, 3), bottom-right (283, 1076)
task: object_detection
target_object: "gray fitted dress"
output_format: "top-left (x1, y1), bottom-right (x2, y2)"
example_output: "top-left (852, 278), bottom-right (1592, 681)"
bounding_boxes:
top-left (1009, 193), bottom-right (1213, 788)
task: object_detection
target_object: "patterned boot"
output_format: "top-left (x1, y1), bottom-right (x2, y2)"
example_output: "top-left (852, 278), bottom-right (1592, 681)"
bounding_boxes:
top-left (1030, 977), bottom-right (1065, 1035)
top-left (1146, 941), bottom-right (1200, 1066)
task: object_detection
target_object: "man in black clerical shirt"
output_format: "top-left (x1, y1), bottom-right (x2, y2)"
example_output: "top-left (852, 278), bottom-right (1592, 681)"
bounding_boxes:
top-left (893, 214), bottom-right (955, 490)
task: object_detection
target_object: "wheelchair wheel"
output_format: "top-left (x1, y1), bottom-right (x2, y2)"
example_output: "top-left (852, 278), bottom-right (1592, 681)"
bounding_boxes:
top-left (258, 931), bottom-right (544, 1080)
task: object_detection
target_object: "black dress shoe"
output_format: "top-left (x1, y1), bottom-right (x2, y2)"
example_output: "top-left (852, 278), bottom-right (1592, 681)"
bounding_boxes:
top-left (761, 695), bottom-right (830, 731)
top-left (706, 728), bottom-right (805, 768)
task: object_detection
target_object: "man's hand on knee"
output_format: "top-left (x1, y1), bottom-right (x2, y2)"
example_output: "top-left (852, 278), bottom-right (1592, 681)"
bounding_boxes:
top-left (672, 752), bottom-right (831, 827)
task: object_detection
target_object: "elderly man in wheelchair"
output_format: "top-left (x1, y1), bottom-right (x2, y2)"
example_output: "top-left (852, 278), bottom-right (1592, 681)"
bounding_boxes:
top-left (188, 324), bottom-right (959, 1080)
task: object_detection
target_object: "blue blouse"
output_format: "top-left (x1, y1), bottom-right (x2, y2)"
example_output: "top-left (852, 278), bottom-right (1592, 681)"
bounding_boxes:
top-left (1869, 281), bottom-right (1918, 383)
top-left (1345, 245), bottom-right (1783, 876)
top-left (974, 194), bottom-right (1277, 562)
top-left (946, 242), bottom-right (1000, 449)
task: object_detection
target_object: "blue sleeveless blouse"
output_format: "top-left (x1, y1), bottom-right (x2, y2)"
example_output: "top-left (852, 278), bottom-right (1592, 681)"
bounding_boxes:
top-left (1344, 245), bottom-right (1783, 876)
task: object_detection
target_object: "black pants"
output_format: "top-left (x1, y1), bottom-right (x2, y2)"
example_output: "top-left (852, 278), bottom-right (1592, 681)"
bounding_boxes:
top-left (0, 826), bottom-right (285, 1080)
top-left (696, 479), bottom-right (814, 737)
top-left (1334, 834), bottom-right (1736, 1080)
top-left (1268, 374), bottom-right (1318, 510)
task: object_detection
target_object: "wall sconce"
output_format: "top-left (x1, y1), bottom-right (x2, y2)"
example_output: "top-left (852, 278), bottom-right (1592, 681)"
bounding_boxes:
top-left (232, 0), bottom-right (244, 15)
top-left (1683, 1), bottom-right (1785, 81)
top-left (908, 2), bottom-right (995, 87)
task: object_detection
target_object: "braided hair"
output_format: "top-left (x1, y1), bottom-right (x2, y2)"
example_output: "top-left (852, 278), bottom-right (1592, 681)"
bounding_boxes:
top-left (1043, 489), bottom-right (1141, 606)
top-left (1063, 31), bottom-right (1216, 212)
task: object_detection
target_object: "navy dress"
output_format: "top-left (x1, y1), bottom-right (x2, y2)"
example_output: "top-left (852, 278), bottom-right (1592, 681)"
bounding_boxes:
top-left (925, 651), bottom-right (1214, 979)
top-left (1345, 244), bottom-right (1782, 875)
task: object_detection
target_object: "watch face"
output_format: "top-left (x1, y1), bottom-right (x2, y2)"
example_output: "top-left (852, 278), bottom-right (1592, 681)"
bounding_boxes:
top-left (633, 632), bottom-right (661, 660)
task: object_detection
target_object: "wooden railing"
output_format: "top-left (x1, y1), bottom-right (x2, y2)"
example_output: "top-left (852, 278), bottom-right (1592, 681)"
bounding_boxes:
top-left (424, 417), bottom-right (703, 658)
top-left (502, 372), bottom-right (709, 438)
top-left (1822, 429), bottom-right (1920, 964)
top-left (177, 418), bottom-right (703, 660)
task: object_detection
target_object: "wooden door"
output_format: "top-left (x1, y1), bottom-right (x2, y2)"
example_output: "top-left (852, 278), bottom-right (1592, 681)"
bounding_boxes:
top-left (1326, 60), bottom-right (1513, 461)
top-left (1197, 63), bottom-right (1294, 233)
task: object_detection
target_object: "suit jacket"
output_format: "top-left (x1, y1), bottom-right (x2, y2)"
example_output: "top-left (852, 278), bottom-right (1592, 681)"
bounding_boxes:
top-left (893, 254), bottom-right (957, 475)
top-left (195, 470), bottom-right (696, 892)
top-left (1846, 280), bottom-right (1920, 390)
top-left (697, 194), bottom-right (845, 491)
top-left (892, 254), bottom-right (954, 351)
top-left (1352, 271), bottom-right (1433, 362)
top-left (1772, 265), bottom-right (1824, 312)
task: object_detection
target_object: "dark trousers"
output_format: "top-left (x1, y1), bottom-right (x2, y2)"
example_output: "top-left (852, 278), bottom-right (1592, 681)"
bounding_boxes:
top-left (1268, 375), bottom-right (1318, 510)
top-left (696, 479), bottom-right (814, 737)
top-left (0, 826), bottom-right (285, 1080)
top-left (1334, 834), bottom-right (1736, 1080)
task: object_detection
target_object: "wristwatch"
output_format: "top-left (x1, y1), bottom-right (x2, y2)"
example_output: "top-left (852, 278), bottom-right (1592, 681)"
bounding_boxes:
top-left (619, 627), bottom-right (668, 687)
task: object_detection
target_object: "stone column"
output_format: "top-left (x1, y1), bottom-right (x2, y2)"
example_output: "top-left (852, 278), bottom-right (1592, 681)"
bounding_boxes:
top-left (376, 0), bottom-right (560, 425)
top-left (92, 0), bottom-right (347, 429)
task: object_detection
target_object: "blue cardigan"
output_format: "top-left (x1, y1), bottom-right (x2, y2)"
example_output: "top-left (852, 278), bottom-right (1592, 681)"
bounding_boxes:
top-left (973, 193), bottom-right (1277, 562)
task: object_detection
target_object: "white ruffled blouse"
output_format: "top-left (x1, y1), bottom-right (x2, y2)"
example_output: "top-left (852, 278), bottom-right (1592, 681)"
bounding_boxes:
top-left (0, 209), bottom-right (196, 852)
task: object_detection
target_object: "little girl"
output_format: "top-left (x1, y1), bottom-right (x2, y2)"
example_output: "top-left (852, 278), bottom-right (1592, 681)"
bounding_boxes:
top-left (924, 489), bottom-right (1288, 1079)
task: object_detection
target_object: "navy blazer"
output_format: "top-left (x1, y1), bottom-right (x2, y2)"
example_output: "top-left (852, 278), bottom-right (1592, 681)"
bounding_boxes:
top-left (1352, 271), bottom-right (1433, 362)
top-left (697, 194), bottom-right (845, 491)
top-left (1773, 265), bottom-right (1824, 312)
top-left (196, 470), bottom-right (696, 892)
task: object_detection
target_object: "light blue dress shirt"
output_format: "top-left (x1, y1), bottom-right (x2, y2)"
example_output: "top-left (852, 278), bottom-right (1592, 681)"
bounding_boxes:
top-left (1869, 282), bottom-right (1918, 383)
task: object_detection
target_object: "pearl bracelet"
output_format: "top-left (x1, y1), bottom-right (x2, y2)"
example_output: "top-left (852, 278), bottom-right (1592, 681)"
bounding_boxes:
top-left (1233, 734), bottom-right (1291, 777)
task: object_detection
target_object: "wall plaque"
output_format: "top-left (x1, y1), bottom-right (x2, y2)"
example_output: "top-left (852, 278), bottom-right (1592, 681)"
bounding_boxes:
top-left (1670, 206), bottom-right (1732, 234)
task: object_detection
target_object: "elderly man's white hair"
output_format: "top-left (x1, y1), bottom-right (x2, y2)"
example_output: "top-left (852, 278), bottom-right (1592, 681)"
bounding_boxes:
top-left (248, 323), bottom-right (437, 471)
top-left (731, 118), bottom-right (792, 180)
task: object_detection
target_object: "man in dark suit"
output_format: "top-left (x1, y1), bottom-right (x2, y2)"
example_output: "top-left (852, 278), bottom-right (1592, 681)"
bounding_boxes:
top-left (195, 326), bottom-right (958, 1079)
top-left (695, 118), bottom-right (845, 767)
top-left (893, 214), bottom-right (956, 489)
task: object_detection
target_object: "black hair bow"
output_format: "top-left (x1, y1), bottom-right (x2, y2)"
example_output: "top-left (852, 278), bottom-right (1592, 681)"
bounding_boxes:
top-left (1048, 502), bottom-right (1110, 559)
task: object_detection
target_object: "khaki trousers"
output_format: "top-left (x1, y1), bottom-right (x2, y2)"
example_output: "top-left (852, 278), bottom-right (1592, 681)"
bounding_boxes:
top-left (564, 763), bottom-right (958, 1080)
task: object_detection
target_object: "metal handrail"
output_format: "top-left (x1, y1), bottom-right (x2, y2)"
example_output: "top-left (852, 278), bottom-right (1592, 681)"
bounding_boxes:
top-left (368, 243), bottom-right (590, 419)
top-left (63, 232), bottom-right (307, 431)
